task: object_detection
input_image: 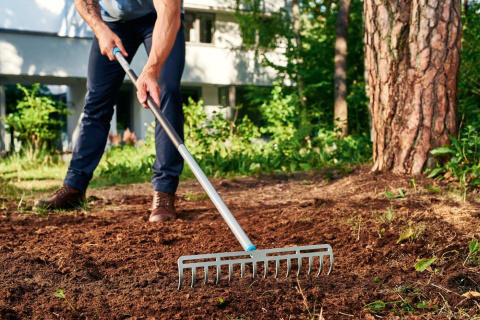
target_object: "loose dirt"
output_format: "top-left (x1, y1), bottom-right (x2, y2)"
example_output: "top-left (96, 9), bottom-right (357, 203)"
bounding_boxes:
top-left (1, 165), bottom-right (480, 319)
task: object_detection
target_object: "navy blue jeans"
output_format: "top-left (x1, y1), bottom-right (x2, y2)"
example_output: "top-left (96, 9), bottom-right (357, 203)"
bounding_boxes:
top-left (65, 13), bottom-right (185, 194)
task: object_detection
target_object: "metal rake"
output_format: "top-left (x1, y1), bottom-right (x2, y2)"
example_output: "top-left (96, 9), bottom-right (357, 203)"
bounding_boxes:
top-left (113, 48), bottom-right (334, 289)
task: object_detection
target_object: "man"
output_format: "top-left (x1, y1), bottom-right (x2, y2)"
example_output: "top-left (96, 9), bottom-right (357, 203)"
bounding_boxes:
top-left (34, 0), bottom-right (185, 222)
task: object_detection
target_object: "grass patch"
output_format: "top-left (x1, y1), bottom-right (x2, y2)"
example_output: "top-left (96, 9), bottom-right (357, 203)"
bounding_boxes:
top-left (184, 191), bottom-right (209, 201)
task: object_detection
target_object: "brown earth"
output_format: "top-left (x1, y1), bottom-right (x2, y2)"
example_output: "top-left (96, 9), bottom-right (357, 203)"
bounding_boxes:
top-left (1, 165), bottom-right (480, 319)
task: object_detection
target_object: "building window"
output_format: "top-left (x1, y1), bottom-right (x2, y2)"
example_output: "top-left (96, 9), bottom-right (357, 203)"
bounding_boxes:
top-left (184, 11), bottom-right (215, 44)
top-left (182, 86), bottom-right (202, 106)
top-left (218, 86), bottom-right (230, 106)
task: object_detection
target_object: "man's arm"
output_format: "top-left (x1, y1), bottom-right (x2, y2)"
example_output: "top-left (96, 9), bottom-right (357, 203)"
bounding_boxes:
top-left (73, 0), bottom-right (128, 60)
top-left (136, 0), bottom-right (182, 109)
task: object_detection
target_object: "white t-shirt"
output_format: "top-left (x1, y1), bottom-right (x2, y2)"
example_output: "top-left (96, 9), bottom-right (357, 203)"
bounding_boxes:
top-left (100, 0), bottom-right (184, 22)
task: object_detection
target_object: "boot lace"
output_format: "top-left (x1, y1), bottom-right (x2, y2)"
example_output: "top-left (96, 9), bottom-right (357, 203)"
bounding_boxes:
top-left (54, 185), bottom-right (72, 197)
top-left (154, 192), bottom-right (173, 208)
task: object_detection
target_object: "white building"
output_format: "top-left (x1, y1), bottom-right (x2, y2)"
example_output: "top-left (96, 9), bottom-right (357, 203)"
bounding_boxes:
top-left (0, 0), bottom-right (285, 151)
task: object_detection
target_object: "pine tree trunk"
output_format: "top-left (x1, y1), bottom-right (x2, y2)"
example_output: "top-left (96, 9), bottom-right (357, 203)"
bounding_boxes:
top-left (364, 0), bottom-right (461, 175)
top-left (334, 0), bottom-right (350, 138)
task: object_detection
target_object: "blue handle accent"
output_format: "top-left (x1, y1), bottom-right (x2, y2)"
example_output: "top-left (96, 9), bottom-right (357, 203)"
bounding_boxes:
top-left (246, 244), bottom-right (256, 251)
top-left (113, 47), bottom-right (121, 56)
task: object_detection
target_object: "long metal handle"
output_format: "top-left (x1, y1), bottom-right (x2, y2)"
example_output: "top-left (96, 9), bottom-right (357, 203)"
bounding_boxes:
top-left (113, 48), bottom-right (256, 251)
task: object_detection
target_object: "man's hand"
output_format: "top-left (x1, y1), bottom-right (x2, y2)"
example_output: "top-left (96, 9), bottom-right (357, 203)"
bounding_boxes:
top-left (136, 68), bottom-right (161, 109)
top-left (135, 0), bottom-right (181, 109)
top-left (74, 0), bottom-right (127, 60)
top-left (96, 25), bottom-right (128, 61)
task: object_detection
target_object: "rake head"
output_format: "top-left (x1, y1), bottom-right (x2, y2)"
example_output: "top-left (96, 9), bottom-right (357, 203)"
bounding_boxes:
top-left (178, 244), bottom-right (333, 289)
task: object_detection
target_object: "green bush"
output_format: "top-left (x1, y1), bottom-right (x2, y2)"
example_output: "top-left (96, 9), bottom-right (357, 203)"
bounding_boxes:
top-left (5, 84), bottom-right (69, 157)
top-left (94, 96), bottom-right (372, 185)
top-left (429, 125), bottom-right (480, 200)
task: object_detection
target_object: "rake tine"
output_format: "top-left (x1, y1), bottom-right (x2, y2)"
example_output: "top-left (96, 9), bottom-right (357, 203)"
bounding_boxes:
top-left (216, 264), bottom-right (221, 284)
top-left (178, 270), bottom-right (184, 289)
top-left (308, 256), bottom-right (313, 275)
top-left (191, 268), bottom-right (197, 287)
top-left (286, 259), bottom-right (291, 277)
top-left (263, 260), bottom-right (268, 278)
top-left (229, 264), bottom-right (233, 282)
top-left (297, 257), bottom-right (302, 276)
top-left (204, 266), bottom-right (209, 284)
top-left (241, 262), bottom-right (245, 278)
top-left (327, 254), bottom-right (334, 275)
top-left (317, 255), bottom-right (324, 276)
top-left (253, 261), bottom-right (257, 277)
top-left (275, 260), bottom-right (280, 278)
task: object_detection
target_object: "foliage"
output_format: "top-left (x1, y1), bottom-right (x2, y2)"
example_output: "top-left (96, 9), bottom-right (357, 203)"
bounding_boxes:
top-left (458, 1), bottom-right (480, 126)
top-left (397, 222), bottom-right (426, 244)
top-left (258, 83), bottom-right (299, 143)
top-left (429, 126), bottom-right (480, 200)
top-left (94, 143), bottom-right (154, 186)
top-left (93, 97), bottom-right (371, 185)
top-left (414, 257), bottom-right (437, 272)
top-left (234, 0), bottom-right (290, 50)
top-left (234, 0), bottom-right (369, 134)
top-left (364, 299), bottom-right (425, 315)
top-left (464, 238), bottom-right (480, 266)
top-left (4, 84), bottom-right (69, 156)
top-left (54, 289), bottom-right (76, 312)
top-left (385, 189), bottom-right (405, 199)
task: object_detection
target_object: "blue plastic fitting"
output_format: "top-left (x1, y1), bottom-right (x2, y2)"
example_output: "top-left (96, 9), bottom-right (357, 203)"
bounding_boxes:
top-left (246, 244), bottom-right (256, 251)
top-left (113, 47), bottom-right (121, 56)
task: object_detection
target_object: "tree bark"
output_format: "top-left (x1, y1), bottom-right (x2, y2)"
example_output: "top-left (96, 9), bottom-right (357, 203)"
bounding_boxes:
top-left (364, 0), bottom-right (461, 175)
top-left (334, 0), bottom-right (351, 138)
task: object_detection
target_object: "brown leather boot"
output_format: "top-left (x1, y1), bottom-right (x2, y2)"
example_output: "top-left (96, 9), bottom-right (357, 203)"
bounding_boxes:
top-left (34, 185), bottom-right (86, 210)
top-left (149, 191), bottom-right (176, 222)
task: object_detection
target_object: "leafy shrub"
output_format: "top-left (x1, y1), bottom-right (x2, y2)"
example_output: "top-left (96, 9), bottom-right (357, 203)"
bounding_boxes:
top-left (429, 125), bottom-right (480, 199)
top-left (95, 96), bottom-right (372, 185)
top-left (5, 84), bottom-right (69, 157)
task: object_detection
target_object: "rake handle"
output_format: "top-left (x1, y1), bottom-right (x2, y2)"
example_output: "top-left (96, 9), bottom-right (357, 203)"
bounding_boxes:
top-left (113, 48), bottom-right (256, 252)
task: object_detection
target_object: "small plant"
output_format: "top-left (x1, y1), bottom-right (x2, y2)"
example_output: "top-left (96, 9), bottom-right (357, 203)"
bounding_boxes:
top-left (429, 127), bottom-right (480, 201)
top-left (377, 228), bottom-right (385, 238)
top-left (414, 257), bottom-right (437, 272)
top-left (216, 297), bottom-right (228, 309)
top-left (409, 178), bottom-right (417, 192)
top-left (364, 300), bottom-right (397, 313)
top-left (397, 222), bottom-right (426, 244)
top-left (378, 207), bottom-right (395, 223)
top-left (424, 185), bottom-right (442, 194)
top-left (54, 289), bottom-right (76, 312)
top-left (464, 238), bottom-right (480, 266)
top-left (385, 189), bottom-right (405, 199)
top-left (35, 206), bottom-right (49, 218)
top-left (347, 215), bottom-right (363, 241)
top-left (184, 191), bottom-right (210, 201)
top-left (364, 298), bottom-right (420, 315)
top-left (75, 200), bottom-right (90, 213)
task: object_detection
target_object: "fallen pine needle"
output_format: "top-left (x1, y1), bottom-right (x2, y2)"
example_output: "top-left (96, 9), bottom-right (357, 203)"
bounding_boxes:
top-left (430, 283), bottom-right (461, 296)
top-left (337, 311), bottom-right (354, 317)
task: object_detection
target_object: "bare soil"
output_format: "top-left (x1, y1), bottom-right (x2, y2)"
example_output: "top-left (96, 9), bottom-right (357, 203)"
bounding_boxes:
top-left (1, 165), bottom-right (480, 319)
